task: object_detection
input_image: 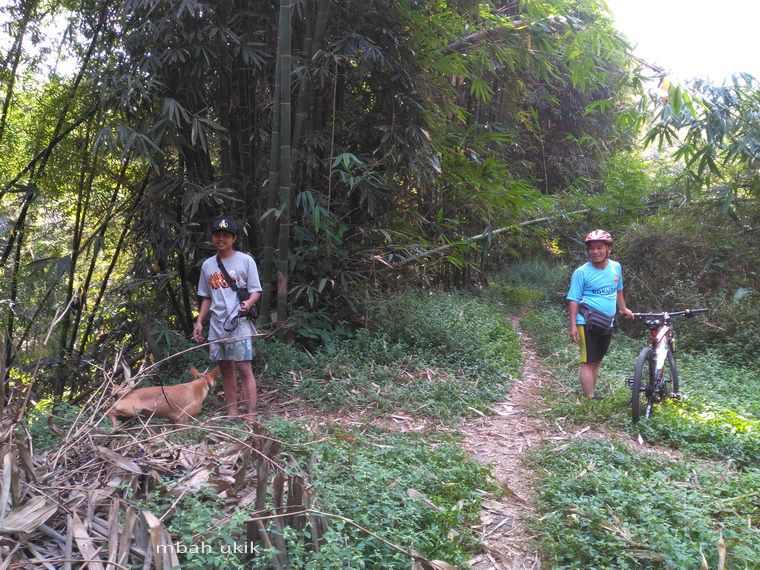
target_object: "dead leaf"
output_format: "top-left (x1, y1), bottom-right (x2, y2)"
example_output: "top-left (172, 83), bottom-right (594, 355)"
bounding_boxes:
top-left (430, 561), bottom-right (457, 570)
top-left (71, 512), bottom-right (105, 570)
top-left (406, 489), bottom-right (440, 511)
top-left (484, 515), bottom-right (513, 537)
top-left (371, 255), bottom-right (392, 267)
top-left (0, 447), bottom-right (13, 520)
top-left (143, 510), bottom-right (179, 570)
top-left (94, 446), bottom-right (143, 475)
top-left (178, 442), bottom-right (208, 469)
top-left (467, 406), bottom-right (486, 417)
top-left (0, 495), bottom-right (57, 534)
top-left (481, 499), bottom-right (509, 513)
top-left (574, 426), bottom-right (591, 437)
top-left (168, 467), bottom-right (211, 495)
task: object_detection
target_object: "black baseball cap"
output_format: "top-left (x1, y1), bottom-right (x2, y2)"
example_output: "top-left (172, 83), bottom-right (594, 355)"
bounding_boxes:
top-left (210, 217), bottom-right (237, 235)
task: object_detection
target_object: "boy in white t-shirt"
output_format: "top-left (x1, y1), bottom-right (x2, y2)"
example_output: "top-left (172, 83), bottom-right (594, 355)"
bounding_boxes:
top-left (193, 217), bottom-right (262, 420)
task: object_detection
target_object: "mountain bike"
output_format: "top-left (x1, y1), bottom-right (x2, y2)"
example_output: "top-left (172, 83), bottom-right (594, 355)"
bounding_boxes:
top-left (628, 308), bottom-right (709, 422)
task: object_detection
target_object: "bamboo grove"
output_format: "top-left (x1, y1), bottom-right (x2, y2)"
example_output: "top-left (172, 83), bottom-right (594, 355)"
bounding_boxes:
top-left (0, 0), bottom-right (643, 397)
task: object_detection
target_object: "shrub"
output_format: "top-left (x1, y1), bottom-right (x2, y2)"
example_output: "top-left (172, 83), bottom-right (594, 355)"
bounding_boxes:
top-left (522, 306), bottom-right (760, 464)
top-left (368, 290), bottom-right (520, 377)
top-left (254, 289), bottom-right (522, 420)
top-left (255, 338), bottom-right (315, 389)
top-left (616, 208), bottom-right (760, 366)
top-left (496, 259), bottom-right (569, 300)
top-left (25, 401), bottom-right (82, 450)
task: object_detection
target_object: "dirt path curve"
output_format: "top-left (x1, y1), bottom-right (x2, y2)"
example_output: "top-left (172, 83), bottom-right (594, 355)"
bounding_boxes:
top-left (462, 316), bottom-right (547, 570)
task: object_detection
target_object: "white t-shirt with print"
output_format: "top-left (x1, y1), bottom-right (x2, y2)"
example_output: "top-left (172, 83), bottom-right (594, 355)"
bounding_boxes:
top-left (197, 251), bottom-right (262, 341)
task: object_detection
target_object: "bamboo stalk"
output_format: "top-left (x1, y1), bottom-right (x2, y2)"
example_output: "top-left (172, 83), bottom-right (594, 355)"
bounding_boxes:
top-left (259, 29), bottom-right (283, 325)
top-left (276, 0), bottom-right (293, 328)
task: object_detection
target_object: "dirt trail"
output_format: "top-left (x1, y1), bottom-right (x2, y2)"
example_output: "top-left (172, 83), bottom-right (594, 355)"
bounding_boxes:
top-left (460, 315), bottom-right (689, 569)
top-left (461, 318), bottom-right (547, 569)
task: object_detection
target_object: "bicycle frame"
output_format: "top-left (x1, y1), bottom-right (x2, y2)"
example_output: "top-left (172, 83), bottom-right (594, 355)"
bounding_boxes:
top-left (649, 318), bottom-right (672, 382)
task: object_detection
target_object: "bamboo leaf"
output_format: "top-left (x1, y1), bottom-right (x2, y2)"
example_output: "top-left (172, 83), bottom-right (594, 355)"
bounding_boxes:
top-left (0, 496), bottom-right (57, 533)
top-left (71, 512), bottom-right (106, 570)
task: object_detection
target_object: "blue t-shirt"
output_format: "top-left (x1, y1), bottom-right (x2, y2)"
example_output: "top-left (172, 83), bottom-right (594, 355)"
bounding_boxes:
top-left (566, 260), bottom-right (623, 325)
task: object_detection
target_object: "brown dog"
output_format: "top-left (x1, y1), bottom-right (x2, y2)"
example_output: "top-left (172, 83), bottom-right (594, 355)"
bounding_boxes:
top-left (108, 366), bottom-right (218, 425)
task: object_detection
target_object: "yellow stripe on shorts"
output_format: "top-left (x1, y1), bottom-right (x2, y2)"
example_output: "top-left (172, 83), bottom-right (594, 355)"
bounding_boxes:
top-left (578, 324), bottom-right (588, 363)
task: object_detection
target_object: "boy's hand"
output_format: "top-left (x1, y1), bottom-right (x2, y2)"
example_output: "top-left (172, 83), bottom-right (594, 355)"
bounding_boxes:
top-left (192, 321), bottom-right (204, 343)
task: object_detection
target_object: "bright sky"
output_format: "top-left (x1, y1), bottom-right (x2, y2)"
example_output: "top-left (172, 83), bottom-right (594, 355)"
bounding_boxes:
top-left (605, 0), bottom-right (760, 84)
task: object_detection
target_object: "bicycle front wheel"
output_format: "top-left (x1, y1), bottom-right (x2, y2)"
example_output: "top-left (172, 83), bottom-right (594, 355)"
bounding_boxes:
top-left (665, 347), bottom-right (679, 397)
top-left (631, 347), bottom-right (655, 422)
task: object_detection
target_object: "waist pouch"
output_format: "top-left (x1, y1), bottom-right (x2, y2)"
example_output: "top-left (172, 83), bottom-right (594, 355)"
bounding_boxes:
top-left (579, 303), bottom-right (614, 333)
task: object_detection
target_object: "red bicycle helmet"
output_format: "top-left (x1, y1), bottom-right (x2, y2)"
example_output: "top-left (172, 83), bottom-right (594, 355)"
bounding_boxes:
top-left (584, 229), bottom-right (613, 245)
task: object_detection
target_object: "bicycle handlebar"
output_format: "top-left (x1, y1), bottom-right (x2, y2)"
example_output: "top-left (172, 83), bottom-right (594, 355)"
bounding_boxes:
top-left (632, 308), bottom-right (709, 320)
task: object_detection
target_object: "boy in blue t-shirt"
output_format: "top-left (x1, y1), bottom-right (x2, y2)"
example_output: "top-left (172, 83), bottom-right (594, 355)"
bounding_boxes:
top-left (566, 230), bottom-right (634, 399)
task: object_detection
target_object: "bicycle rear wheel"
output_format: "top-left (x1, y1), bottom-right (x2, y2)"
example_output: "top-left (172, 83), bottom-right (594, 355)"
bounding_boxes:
top-left (631, 347), bottom-right (655, 422)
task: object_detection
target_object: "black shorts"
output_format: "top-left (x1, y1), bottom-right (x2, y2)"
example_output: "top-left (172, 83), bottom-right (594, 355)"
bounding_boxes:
top-left (578, 324), bottom-right (612, 364)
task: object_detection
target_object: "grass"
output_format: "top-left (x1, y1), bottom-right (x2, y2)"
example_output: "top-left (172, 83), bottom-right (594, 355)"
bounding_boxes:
top-left (28, 259), bottom-right (760, 568)
top-left (94, 286), bottom-right (529, 569)
top-left (126, 417), bottom-right (494, 569)
top-left (521, 301), bottom-right (760, 568)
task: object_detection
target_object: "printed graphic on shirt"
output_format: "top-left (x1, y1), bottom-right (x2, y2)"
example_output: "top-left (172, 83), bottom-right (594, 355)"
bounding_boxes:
top-left (208, 270), bottom-right (242, 290)
top-left (590, 286), bottom-right (618, 295)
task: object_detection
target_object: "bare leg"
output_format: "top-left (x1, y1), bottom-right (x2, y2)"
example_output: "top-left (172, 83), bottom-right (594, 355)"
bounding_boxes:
top-left (580, 361), bottom-right (602, 398)
top-left (235, 361), bottom-right (257, 415)
top-left (219, 360), bottom-right (239, 417)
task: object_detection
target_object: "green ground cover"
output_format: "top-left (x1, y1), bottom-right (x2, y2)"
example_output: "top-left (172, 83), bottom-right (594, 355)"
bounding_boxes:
top-left (521, 306), bottom-right (760, 466)
top-left (258, 289), bottom-right (523, 420)
top-left (529, 438), bottom-right (759, 569)
top-left (26, 287), bottom-right (528, 569)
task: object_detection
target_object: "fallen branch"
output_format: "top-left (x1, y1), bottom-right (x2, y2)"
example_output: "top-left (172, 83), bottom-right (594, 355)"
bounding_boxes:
top-left (376, 209), bottom-right (589, 269)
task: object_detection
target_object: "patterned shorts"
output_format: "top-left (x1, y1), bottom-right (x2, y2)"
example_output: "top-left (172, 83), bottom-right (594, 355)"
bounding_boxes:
top-left (209, 338), bottom-right (253, 362)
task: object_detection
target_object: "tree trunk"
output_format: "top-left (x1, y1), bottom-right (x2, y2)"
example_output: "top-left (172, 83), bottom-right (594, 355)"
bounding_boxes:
top-left (68, 155), bottom-right (133, 353)
top-left (291, 0), bottom-right (330, 169)
top-left (58, 120), bottom-right (96, 369)
top-left (259, 32), bottom-right (283, 325)
top-left (78, 176), bottom-right (149, 355)
top-left (276, 0), bottom-right (293, 328)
